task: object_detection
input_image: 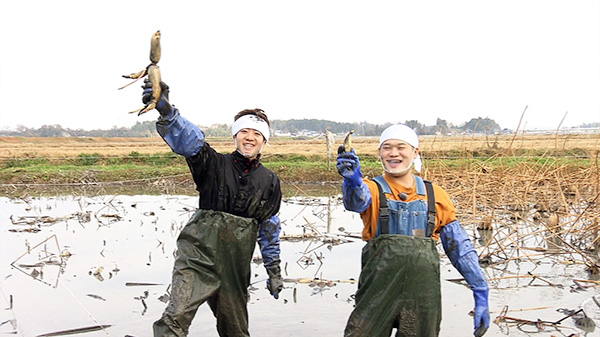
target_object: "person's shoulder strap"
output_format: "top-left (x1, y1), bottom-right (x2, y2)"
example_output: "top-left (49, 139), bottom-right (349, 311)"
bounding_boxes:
top-left (372, 175), bottom-right (391, 194)
top-left (424, 180), bottom-right (436, 237)
top-left (372, 176), bottom-right (390, 235)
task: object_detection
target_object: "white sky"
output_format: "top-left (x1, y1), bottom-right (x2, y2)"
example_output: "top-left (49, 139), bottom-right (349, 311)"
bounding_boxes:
top-left (0, 0), bottom-right (598, 131)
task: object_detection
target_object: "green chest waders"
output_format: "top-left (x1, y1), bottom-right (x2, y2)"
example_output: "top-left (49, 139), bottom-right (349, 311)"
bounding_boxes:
top-left (153, 210), bottom-right (259, 337)
top-left (344, 176), bottom-right (442, 337)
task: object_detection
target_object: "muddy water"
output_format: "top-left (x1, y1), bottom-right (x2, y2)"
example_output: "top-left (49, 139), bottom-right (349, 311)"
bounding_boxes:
top-left (1, 194), bottom-right (598, 337)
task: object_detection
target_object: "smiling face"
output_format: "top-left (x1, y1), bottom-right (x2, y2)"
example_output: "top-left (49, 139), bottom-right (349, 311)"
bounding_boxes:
top-left (234, 128), bottom-right (265, 160)
top-left (379, 139), bottom-right (418, 177)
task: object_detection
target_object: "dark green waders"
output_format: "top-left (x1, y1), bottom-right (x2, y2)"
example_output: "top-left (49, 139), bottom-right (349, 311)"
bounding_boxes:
top-left (344, 235), bottom-right (441, 337)
top-left (153, 210), bottom-right (259, 337)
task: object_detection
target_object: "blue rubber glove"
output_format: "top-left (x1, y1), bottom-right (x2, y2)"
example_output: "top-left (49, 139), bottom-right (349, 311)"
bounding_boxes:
top-left (142, 79), bottom-right (173, 118)
top-left (259, 215), bottom-right (283, 299)
top-left (440, 221), bottom-right (490, 336)
top-left (155, 111), bottom-right (206, 158)
top-left (473, 288), bottom-right (490, 337)
top-left (258, 215), bottom-right (281, 268)
top-left (336, 149), bottom-right (363, 188)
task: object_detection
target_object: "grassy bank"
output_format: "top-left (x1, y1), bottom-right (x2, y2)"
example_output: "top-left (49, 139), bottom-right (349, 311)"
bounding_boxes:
top-left (1, 149), bottom-right (596, 185)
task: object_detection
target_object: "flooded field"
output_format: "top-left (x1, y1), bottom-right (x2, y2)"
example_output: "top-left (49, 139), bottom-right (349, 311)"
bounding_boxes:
top-left (1, 192), bottom-right (599, 336)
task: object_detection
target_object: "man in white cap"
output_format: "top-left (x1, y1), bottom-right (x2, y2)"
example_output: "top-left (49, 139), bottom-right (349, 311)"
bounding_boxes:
top-left (141, 80), bottom-right (283, 337)
top-left (337, 124), bottom-right (489, 337)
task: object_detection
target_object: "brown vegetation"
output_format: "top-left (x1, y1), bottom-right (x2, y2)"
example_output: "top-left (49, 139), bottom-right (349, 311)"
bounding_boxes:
top-left (1, 133), bottom-right (598, 158)
top-left (1, 134), bottom-right (599, 272)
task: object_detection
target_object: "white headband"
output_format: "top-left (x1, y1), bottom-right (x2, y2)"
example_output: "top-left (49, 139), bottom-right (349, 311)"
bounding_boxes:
top-left (379, 124), bottom-right (422, 173)
top-left (231, 114), bottom-right (270, 142)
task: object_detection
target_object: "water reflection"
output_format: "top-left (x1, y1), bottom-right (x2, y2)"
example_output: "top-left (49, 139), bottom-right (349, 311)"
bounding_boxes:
top-left (1, 193), bottom-right (598, 336)
top-left (0, 194), bottom-right (363, 336)
top-left (9, 234), bottom-right (66, 288)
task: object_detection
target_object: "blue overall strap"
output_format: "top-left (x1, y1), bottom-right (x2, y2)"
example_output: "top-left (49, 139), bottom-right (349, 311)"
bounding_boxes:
top-left (424, 179), bottom-right (436, 237)
top-left (372, 176), bottom-right (390, 234)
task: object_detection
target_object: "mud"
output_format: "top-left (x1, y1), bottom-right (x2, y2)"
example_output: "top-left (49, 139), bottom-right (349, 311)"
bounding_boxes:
top-left (1, 193), bottom-right (599, 336)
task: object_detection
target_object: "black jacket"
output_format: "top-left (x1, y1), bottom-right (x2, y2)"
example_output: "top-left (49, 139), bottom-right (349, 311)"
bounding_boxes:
top-left (186, 143), bottom-right (281, 223)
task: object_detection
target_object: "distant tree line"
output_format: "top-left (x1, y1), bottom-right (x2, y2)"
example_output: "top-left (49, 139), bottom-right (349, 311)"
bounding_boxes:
top-left (2, 121), bottom-right (160, 137)
top-left (271, 117), bottom-right (504, 136)
top-left (2, 118), bottom-right (595, 138)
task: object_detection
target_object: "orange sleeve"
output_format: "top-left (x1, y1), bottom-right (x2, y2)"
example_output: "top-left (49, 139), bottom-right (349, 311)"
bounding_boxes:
top-left (431, 184), bottom-right (457, 239)
top-left (359, 180), bottom-right (381, 241)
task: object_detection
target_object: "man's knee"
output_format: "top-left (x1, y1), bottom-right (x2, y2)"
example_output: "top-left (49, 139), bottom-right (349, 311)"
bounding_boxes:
top-left (153, 313), bottom-right (189, 337)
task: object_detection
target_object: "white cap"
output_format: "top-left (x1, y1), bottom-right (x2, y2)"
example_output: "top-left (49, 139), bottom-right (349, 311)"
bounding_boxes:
top-left (231, 114), bottom-right (270, 142)
top-left (379, 124), bottom-right (422, 172)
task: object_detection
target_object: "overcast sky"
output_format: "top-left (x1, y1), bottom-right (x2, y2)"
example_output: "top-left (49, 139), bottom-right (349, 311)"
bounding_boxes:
top-left (0, 0), bottom-right (598, 132)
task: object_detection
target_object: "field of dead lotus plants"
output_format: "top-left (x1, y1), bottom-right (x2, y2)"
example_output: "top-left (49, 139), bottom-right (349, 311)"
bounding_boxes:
top-left (0, 132), bottom-right (599, 336)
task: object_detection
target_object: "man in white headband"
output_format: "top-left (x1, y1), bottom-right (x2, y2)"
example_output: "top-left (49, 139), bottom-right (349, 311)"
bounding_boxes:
top-left (141, 80), bottom-right (283, 336)
top-left (378, 123), bottom-right (423, 178)
top-left (337, 124), bottom-right (490, 337)
top-left (231, 111), bottom-right (271, 160)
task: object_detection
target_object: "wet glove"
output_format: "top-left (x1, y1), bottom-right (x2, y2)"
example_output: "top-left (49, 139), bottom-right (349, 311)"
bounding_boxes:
top-left (440, 221), bottom-right (490, 336)
top-left (473, 287), bottom-right (490, 337)
top-left (336, 148), bottom-right (363, 188)
top-left (142, 79), bottom-right (173, 118)
top-left (266, 265), bottom-right (283, 299)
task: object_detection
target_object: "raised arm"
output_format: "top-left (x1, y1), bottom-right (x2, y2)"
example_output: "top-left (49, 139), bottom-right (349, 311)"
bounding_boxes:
top-left (142, 79), bottom-right (206, 157)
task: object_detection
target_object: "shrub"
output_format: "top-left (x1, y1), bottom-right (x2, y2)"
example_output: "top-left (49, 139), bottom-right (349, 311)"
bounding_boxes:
top-left (78, 153), bottom-right (101, 166)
